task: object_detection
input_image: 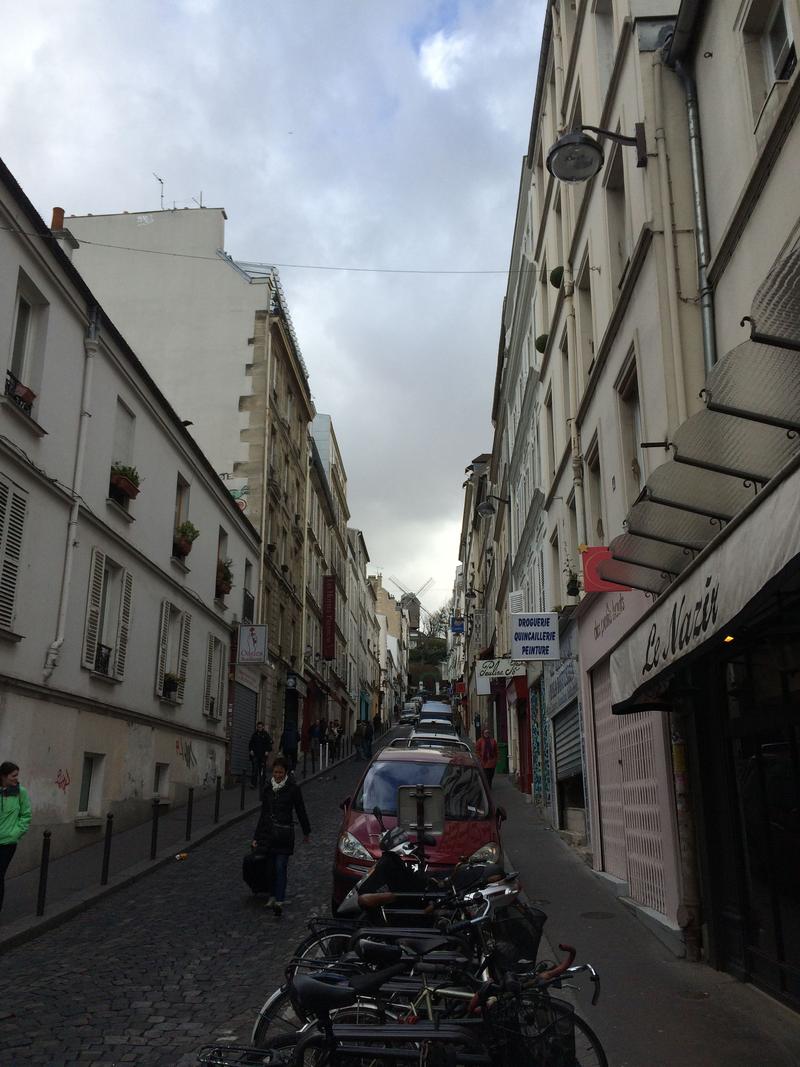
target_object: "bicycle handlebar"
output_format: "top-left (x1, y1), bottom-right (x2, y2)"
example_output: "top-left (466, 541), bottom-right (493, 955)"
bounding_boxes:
top-left (534, 943), bottom-right (576, 983)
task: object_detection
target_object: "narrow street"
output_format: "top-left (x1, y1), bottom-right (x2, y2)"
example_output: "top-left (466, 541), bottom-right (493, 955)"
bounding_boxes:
top-left (0, 757), bottom-right (368, 1066)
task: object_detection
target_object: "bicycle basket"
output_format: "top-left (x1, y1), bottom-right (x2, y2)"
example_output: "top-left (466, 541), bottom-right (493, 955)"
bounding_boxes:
top-left (489, 900), bottom-right (546, 968)
top-left (518, 997), bottom-right (576, 1067)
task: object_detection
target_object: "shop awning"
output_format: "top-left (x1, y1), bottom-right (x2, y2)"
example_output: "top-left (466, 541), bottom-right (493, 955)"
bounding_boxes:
top-left (609, 244), bottom-right (800, 708)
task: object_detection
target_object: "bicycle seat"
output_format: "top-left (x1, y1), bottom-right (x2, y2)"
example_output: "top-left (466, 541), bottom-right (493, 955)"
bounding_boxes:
top-left (356, 939), bottom-right (403, 965)
top-left (292, 974), bottom-right (357, 1013)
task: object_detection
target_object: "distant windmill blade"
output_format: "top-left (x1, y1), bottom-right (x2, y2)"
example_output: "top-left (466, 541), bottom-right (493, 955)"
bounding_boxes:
top-left (415, 578), bottom-right (434, 598)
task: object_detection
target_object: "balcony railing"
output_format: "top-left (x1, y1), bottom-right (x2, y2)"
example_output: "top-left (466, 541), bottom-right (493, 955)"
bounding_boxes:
top-left (4, 369), bottom-right (36, 416)
top-left (94, 643), bottom-right (112, 675)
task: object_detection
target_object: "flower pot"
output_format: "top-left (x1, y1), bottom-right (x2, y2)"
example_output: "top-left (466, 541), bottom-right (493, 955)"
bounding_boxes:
top-left (173, 536), bottom-right (193, 558)
top-left (216, 580), bottom-right (232, 598)
top-left (110, 472), bottom-right (140, 500)
top-left (162, 677), bottom-right (179, 699)
top-left (13, 382), bottom-right (36, 406)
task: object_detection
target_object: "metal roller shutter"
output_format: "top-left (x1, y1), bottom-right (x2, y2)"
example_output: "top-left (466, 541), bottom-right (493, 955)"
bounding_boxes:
top-left (553, 702), bottom-right (581, 781)
top-left (231, 683), bottom-right (258, 774)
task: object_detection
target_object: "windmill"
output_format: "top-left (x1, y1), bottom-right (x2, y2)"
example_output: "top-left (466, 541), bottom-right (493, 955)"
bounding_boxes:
top-left (386, 575), bottom-right (434, 632)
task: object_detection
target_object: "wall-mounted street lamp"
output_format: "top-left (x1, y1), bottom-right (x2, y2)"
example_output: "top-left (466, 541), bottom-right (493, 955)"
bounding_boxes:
top-left (476, 495), bottom-right (510, 519)
top-left (465, 587), bottom-right (484, 600)
top-left (546, 123), bottom-right (647, 184)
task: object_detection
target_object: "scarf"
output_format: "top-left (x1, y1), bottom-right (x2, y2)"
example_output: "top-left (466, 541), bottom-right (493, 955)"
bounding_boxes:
top-left (271, 775), bottom-right (289, 793)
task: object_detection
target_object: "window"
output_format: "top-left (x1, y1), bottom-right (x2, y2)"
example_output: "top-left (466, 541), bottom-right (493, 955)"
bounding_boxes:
top-left (203, 633), bottom-right (226, 718)
top-left (538, 256), bottom-right (550, 337)
top-left (155, 600), bottom-right (192, 701)
top-left (743, 0), bottom-right (797, 124)
top-left (112, 398), bottom-right (135, 467)
top-left (78, 753), bottom-right (105, 815)
top-left (585, 434), bottom-right (605, 544)
top-left (174, 475), bottom-right (190, 531)
top-left (616, 354), bottom-right (645, 505)
top-left (560, 330), bottom-right (572, 423)
top-left (766, 1), bottom-right (795, 81)
top-left (242, 561), bottom-right (255, 622)
top-left (0, 473), bottom-right (27, 632)
top-left (576, 256), bottom-right (595, 386)
top-left (544, 389), bottom-right (556, 481)
top-left (549, 530), bottom-right (561, 608)
top-left (153, 762), bottom-right (170, 799)
top-left (82, 548), bottom-right (134, 678)
top-left (594, 0), bottom-right (615, 104)
top-left (604, 141), bottom-right (630, 294)
top-left (7, 271), bottom-right (48, 410)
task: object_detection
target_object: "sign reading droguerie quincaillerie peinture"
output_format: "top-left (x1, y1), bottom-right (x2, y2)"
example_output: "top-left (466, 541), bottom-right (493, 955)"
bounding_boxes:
top-left (510, 613), bottom-right (560, 661)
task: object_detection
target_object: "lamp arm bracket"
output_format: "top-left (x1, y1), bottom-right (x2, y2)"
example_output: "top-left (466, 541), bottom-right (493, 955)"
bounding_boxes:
top-left (580, 122), bottom-right (647, 167)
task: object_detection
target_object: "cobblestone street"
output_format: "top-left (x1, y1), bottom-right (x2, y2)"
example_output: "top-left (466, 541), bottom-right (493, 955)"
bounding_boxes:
top-left (0, 756), bottom-right (369, 1066)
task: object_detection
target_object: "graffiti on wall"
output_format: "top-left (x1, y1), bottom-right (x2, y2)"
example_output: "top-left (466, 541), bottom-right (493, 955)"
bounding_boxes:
top-left (175, 737), bottom-right (198, 768)
top-left (55, 768), bottom-right (71, 792)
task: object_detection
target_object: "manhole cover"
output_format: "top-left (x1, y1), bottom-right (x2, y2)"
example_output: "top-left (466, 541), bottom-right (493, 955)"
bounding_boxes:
top-left (579, 911), bottom-right (616, 920)
top-left (679, 991), bottom-right (710, 1000)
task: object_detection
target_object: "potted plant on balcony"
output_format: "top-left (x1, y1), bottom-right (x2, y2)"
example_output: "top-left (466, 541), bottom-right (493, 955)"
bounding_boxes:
top-left (162, 671), bottom-right (182, 700)
top-left (109, 463), bottom-right (141, 502)
top-left (216, 557), bottom-right (233, 598)
top-left (173, 520), bottom-right (199, 559)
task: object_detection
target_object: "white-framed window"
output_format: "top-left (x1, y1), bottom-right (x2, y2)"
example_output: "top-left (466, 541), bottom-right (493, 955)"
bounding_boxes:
top-left (155, 599), bottom-right (192, 701)
top-left (7, 270), bottom-right (48, 414)
top-left (203, 633), bottom-right (227, 719)
top-left (742, 0), bottom-right (797, 124)
top-left (82, 547), bottom-right (134, 678)
top-left (78, 752), bottom-right (105, 815)
top-left (0, 472), bottom-right (27, 632)
top-left (765, 1), bottom-right (795, 81)
top-left (153, 762), bottom-right (170, 799)
top-left (615, 351), bottom-right (645, 505)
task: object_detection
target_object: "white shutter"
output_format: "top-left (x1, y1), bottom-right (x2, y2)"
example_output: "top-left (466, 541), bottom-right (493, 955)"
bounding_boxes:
top-left (202, 634), bottom-right (216, 715)
top-left (114, 570), bottom-right (134, 678)
top-left (509, 589), bottom-right (525, 613)
top-left (82, 548), bottom-right (107, 669)
top-left (0, 477), bottom-right (27, 631)
top-left (176, 611), bottom-right (192, 703)
top-left (155, 599), bottom-right (171, 696)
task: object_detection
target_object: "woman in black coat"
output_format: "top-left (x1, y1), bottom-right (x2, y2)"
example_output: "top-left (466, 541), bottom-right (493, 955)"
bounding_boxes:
top-left (247, 756), bottom-right (310, 916)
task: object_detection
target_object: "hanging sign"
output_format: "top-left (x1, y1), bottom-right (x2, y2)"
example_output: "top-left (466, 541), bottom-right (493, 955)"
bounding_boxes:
top-left (510, 613), bottom-right (560, 661)
top-left (475, 658), bottom-right (526, 694)
top-left (237, 624), bottom-right (268, 664)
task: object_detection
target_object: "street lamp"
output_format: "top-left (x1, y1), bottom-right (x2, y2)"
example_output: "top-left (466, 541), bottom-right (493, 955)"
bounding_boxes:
top-left (546, 123), bottom-right (647, 183)
top-left (476, 495), bottom-right (510, 519)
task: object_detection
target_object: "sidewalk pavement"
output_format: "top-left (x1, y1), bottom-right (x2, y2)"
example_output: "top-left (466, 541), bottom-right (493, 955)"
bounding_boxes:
top-left (0, 743), bottom-right (362, 953)
top-left (493, 773), bottom-right (800, 1067)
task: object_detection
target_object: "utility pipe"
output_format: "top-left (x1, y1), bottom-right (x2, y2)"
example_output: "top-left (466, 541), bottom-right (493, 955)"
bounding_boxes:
top-left (256, 307), bottom-right (274, 622)
top-left (653, 55), bottom-right (689, 425)
top-left (671, 56), bottom-right (717, 373)
top-left (563, 271), bottom-right (587, 547)
top-left (44, 306), bottom-right (100, 681)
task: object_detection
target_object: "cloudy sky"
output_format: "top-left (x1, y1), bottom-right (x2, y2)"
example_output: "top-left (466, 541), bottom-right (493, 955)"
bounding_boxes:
top-left (1, 0), bottom-right (544, 611)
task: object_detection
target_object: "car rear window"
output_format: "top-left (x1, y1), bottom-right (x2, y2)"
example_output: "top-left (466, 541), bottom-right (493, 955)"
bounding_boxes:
top-left (354, 760), bottom-right (488, 820)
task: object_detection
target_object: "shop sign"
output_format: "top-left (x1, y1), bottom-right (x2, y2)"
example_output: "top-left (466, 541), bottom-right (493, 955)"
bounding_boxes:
top-left (510, 613), bottom-right (560, 660)
top-left (450, 616), bottom-right (465, 634)
top-left (237, 624), bottom-right (267, 664)
top-left (544, 624), bottom-right (577, 717)
top-left (286, 672), bottom-right (308, 697)
top-left (475, 658), bottom-right (526, 695)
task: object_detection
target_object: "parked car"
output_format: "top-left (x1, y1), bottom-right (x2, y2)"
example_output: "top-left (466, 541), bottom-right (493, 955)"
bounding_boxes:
top-left (413, 720), bottom-right (457, 736)
top-left (332, 748), bottom-right (505, 907)
top-left (387, 736), bottom-right (474, 756)
top-left (399, 705), bottom-right (419, 726)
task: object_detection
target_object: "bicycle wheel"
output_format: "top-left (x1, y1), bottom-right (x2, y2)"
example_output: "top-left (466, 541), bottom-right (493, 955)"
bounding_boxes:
top-left (292, 931), bottom-right (353, 968)
top-left (252, 987), bottom-right (305, 1046)
top-left (515, 994), bottom-right (607, 1067)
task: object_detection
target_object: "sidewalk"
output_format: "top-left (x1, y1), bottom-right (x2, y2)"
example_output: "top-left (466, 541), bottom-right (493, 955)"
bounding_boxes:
top-left (493, 773), bottom-right (800, 1067)
top-left (0, 742), bottom-right (362, 953)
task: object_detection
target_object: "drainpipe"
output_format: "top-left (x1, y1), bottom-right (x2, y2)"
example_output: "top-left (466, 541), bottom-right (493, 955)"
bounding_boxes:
top-left (653, 55), bottom-right (689, 425)
top-left (668, 52), bottom-right (718, 374)
top-left (670, 698), bottom-right (703, 961)
top-left (256, 308), bottom-right (274, 623)
top-left (564, 273), bottom-right (587, 547)
top-left (44, 306), bottom-right (100, 681)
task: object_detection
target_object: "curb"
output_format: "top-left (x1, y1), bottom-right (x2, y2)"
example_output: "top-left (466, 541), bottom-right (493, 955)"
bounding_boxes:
top-left (0, 752), bottom-right (357, 954)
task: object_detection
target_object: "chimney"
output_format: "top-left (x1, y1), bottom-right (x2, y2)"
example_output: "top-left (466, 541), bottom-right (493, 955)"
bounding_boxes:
top-left (50, 206), bottom-right (79, 259)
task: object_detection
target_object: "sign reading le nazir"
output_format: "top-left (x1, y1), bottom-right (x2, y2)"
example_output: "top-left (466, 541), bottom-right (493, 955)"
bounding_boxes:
top-left (510, 613), bottom-right (560, 660)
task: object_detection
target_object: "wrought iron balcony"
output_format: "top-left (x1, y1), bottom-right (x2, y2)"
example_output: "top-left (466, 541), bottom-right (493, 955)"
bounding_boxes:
top-left (4, 369), bottom-right (36, 416)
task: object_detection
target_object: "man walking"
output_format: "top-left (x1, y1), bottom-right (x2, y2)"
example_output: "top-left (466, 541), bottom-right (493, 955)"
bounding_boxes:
top-left (248, 722), bottom-right (273, 789)
top-left (279, 720), bottom-right (300, 772)
top-left (473, 713), bottom-right (481, 742)
top-left (476, 728), bottom-right (499, 788)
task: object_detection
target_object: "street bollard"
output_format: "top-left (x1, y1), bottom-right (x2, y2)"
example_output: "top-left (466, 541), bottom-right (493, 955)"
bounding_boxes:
top-left (35, 830), bottom-right (52, 917)
top-left (150, 798), bottom-right (160, 860)
top-left (302, 751), bottom-right (308, 779)
top-left (185, 787), bottom-right (194, 841)
top-left (240, 771), bottom-right (247, 811)
top-left (100, 812), bottom-right (114, 886)
top-left (214, 775), bottom-right (222, 823)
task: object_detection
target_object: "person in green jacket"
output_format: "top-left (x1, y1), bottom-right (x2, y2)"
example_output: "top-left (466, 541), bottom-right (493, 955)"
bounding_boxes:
top-left (0, 761), bottom-right (32, 913)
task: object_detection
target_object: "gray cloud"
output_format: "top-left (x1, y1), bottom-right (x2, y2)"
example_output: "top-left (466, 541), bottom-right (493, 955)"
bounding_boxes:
top-left (0, 0), bottom-right (544, 601)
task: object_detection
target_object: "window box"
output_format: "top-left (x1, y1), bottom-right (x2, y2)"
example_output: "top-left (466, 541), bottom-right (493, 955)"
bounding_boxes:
top-left (173, 520), bottom-right (199, 560)
top-left (109, 464), bottom-right (141, 504)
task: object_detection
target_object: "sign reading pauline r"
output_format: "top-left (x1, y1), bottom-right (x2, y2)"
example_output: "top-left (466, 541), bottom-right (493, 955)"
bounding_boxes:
top-left (510, 612), bottom-right (560, 661)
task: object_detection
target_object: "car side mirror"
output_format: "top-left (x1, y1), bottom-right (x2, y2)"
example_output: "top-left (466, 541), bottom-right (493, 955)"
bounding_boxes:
top-left (340, 795), bottom-right (352, 811)
top-left (496, 805), bottom-right (507, 823)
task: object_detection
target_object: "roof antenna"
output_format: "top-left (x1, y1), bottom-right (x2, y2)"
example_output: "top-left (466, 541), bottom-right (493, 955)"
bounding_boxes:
top-left (153, 173), bottom-right (165, 210)
top-left (191, 190), bottom-right (204, 208)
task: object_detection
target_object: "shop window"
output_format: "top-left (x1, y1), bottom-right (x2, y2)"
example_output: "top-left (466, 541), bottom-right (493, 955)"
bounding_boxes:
top-left (78, 753), bottom-right (105, 815)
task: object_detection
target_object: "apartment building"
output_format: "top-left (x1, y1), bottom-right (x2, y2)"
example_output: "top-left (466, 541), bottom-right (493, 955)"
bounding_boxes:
top-left (369, 575), bottom-right (410, 719)
top-left (0, 158), bottom-right (259, 869)
top-left (61, 206), bottom-right (315, 745)
top-left (347, 529), bottom-right (380, 721)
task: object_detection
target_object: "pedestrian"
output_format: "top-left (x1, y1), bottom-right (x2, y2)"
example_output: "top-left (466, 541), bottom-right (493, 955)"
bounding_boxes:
top-left (331, 721), bottom-right (341, 760)
top-left (0, 761), bottom-right (32, 913)
top-left (476, 729), bottom-right (499, 788)
top-left (364, 717), bottom-right (374, 759)
top-left (372, 711), bottom-right (381, 738)
top-left (308, 718), bottom-right (321, 768)
top-left (248, 721), bottom-right (273, 789)
top-left (353, 720), bottom-right (366, 761)
top-left (473, 713), bottom-right (481, 742)
top-left (248, 756), bottom-right (310, 918)
top-left (279, 720), bottom-right (299, 772)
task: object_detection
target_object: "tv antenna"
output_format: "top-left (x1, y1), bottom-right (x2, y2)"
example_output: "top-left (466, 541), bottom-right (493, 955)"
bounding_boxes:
top-left (153, 173), bottom-right (165, 210)
top-left (191, 191), bottom-right (204, 208)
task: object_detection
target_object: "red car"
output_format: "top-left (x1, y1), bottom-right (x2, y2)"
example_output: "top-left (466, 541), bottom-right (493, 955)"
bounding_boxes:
top-left (332, 747), bottom-right (506, 908)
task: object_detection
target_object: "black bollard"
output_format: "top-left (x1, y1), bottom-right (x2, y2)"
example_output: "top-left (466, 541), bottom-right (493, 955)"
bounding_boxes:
top-left (302, 750), bottom-right (308, 779)
top-left (240, 771), bottom-right (247, 811)
top-left (100, 813), bottom-right (114, 885)
top-left (35, 830), bottom-right (52, 917)
top-left (185, 787), bottom-right (194, 841)
top-left (214, 775), bottom-right (222, 823)
top-left (150, 798), bottom-right (160, 860)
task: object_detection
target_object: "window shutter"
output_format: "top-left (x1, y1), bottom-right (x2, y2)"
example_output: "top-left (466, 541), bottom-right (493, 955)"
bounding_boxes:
top-left (509, 589), bottom-right (525, 614)
top-left (82, 548), bottom-right (107, 669)
top-left (0, 478), bottom-right (27, 631)
top-left (202, 634), bottom-right (216, 715)
top-left (176, 611), bottom-right (192, 703)
top-left (155, 599), bottom-right (171, 696)
top-left (114, 570), bottom-right (134, 679)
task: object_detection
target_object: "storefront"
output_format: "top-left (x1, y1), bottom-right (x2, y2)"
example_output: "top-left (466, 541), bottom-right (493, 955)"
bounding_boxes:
top-left (229, 664), bottom-right (262, 778)
top-left (543, 620), bottom-right (586, 839)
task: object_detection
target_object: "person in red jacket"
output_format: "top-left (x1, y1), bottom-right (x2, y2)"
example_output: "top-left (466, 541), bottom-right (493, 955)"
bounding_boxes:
top-left (476, 729), bottom-right (499, 787)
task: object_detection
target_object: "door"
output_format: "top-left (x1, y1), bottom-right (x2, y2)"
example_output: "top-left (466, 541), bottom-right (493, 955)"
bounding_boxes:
top-left (231, 683), bottom-right (258, 775)
top-left (518, 699), bottom-right (532, 794)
